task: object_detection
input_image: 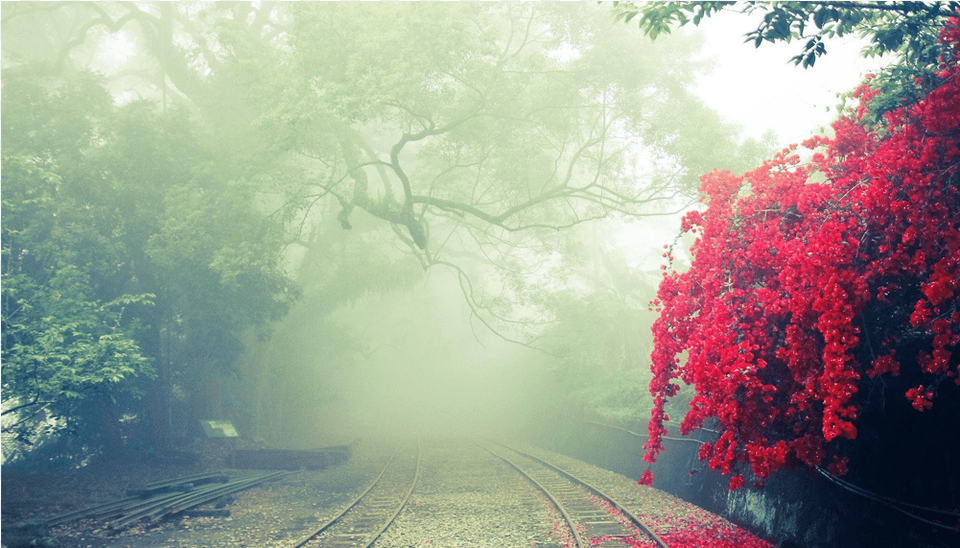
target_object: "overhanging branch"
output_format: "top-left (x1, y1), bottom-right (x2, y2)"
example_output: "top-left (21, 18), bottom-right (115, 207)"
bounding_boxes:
top-left (429, 260), bottom-right (556, 355)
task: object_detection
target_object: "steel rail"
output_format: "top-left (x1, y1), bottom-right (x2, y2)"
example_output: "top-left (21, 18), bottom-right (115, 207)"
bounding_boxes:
top-left (127, 471), bottom-right (230, 496)
top-left (47, 470), bottom-right (286, 530)
top-left (477, 442), bottom-right (588, 548)
top-left (49, 474), bottom-right (225, 526)
top-left (108, 471), bottom-right (289, 530)
top-left (287, 440), bottom-right (421, 548)
top-left (362, 439), bottom-right (421, 548)
top-left (146, 471), bottom-right (288, 524)
top-left (47, 490), bottom-right (185, 527)
top-left (286, 444), bottom-right (402, 548)
top-left (488, 440), bottom-right (671, 548)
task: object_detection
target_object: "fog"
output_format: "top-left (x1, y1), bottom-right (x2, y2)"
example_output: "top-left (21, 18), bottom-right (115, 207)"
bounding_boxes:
top-left (252, 264), bottom-right (561, 447)
top-left (7, 6), bottom-right (957, 548)
top-left (2, 1), bottom-right (765, 461)
top-left (326, 270), bottom-right (554, 440)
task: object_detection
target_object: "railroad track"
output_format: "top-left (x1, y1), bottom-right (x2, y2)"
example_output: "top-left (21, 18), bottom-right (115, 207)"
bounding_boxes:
top-left (288, 440), bottom-right (421, 548)
top-left (480, 440), bottom-right (670, 548)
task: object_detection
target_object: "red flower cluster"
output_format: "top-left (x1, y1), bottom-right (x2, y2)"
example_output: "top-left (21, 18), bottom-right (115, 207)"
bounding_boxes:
top-left (638, 469), bottom-right (654, 486)
top-left (643, 20), bottom-right (960, 487)
top-left (906, 385), bottom-right (935, 411)
top-left (615, 514), bottom-right (773, 548)
top-left (655, 515), bottom-right (774, 548)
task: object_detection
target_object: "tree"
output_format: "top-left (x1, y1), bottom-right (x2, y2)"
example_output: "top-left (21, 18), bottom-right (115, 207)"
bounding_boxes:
top-left (524, 222), bottom-right (659, 424)
top-left (613, 1), bottom-right (960, 119)
top-left (2, 2), bottom-right (761, 452)
top-left (275, 1), bottom-right (766, 343)
top-left (641, 19), bottom-right (960, 501)
top-left (0, 71), bottom-right (155, 455)
top-left (1, 155), bottom-right (153, 456)
top-left (2, 1), bottom-right (762, 344)
top-left (237, 201), bottom-right (424, 443)
top-left (0, 61), bottom-right (297, 455)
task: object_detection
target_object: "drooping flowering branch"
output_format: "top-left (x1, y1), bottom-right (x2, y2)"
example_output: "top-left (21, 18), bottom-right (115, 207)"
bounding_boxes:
top-left (642, 19), bottom-right (960, 488)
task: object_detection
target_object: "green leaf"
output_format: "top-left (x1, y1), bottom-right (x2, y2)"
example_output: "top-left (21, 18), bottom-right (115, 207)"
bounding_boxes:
top-left (813, 7), bottom-right (829, 29)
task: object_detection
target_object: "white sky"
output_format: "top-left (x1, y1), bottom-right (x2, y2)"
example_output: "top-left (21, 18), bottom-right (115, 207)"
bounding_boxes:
top-left (619, 11), bottom-right (892, 270)
top-left (691, 10), bottom-right (889, 145)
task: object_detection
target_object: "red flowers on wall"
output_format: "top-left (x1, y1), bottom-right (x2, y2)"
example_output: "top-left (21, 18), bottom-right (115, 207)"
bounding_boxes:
top-left (644, 20), bottom-right (960, 487)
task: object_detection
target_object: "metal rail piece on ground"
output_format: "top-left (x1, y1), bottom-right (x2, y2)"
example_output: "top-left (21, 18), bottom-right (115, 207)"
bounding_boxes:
top-left (125, 471), bottom-right (230, 496)
top-left (107, 471), bottom-right (288, 530)
top-left (46, 470), bottom-right (287, 531)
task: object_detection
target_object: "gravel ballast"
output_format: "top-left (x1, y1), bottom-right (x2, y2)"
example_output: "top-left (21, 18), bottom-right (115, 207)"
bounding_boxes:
top-left (2, 438), bottom-right (771, 548)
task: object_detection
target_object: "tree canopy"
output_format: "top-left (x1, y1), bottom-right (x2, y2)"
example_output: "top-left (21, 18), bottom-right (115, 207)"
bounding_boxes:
top-left (268, 2), bottom-right (761, 339)
top-left (1, 64), bottom-right (297, 457)
top-left (2, 2), bottom-right (759, 457)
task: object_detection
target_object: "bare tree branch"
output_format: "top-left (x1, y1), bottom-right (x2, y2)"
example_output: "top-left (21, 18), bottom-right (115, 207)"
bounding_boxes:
top-left (1, 398), bottom-right (54, 417)
top-left (429, 260), bottom-right (556, 354)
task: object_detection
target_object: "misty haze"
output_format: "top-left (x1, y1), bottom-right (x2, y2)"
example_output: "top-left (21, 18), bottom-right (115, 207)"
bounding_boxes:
top-left (3, 3), bottom-right (958, 548)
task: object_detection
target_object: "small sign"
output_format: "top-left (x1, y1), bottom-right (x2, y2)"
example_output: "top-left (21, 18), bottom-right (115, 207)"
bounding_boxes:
top-left (200, 420), bottom-right (239, 438)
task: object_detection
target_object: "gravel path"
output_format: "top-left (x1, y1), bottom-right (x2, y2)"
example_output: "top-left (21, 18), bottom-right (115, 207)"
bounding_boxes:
top-left (373, 439), bottom-right (567, 548)
top-left (3, 438), bottom-right (772, 548)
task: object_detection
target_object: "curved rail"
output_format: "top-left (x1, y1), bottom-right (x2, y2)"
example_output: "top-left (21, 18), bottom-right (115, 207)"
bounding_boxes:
top-left (484, 440), bottom-right (671, 548)
top-left (478, 442), bottom-right (588, 548)
top-left (288, 441), bottom-right (421, 548)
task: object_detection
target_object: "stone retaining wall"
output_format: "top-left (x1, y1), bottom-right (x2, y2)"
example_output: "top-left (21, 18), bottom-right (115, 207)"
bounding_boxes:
top-left (529, 419), bottom-right (954, 548)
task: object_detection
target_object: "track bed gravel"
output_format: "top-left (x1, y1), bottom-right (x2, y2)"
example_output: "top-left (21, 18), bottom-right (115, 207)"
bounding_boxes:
top-left (2, 438), bottom-right (771, 548)
top-left (3, 441), bottom-right (395, 548)
top-left (373, 439), bottom-right (567, 547)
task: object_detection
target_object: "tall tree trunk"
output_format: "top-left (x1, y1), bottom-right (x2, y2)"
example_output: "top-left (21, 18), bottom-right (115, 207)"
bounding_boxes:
top-left (143, 311), bottom-right (170, 447)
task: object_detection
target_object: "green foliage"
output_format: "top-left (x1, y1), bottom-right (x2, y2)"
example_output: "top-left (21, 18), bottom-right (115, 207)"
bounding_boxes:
top-left (613, 1), bottom-right (734, 40)
top-left (541, 288), bottom-right (653, 422)
top-left (532, 234), bottom-right (660, 423)
top-left (2, 156), bottom-right (154, 449)
top-left (0, 67), bottom-right (112, 162)
top-left (273, 2), bottom-right (762, 345)
top-left (1, 2), bottom-right (769, 448)
top-left (276, 1), bottom-right (758, 232)
top-left (5, 1), bottom-right (762, 344)
top-left (1, 63), bottom-right (298, 456)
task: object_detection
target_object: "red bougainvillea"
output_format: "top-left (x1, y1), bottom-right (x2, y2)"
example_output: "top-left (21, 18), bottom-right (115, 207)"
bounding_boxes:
top-left (644, 20), bottom-right (960, 487)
